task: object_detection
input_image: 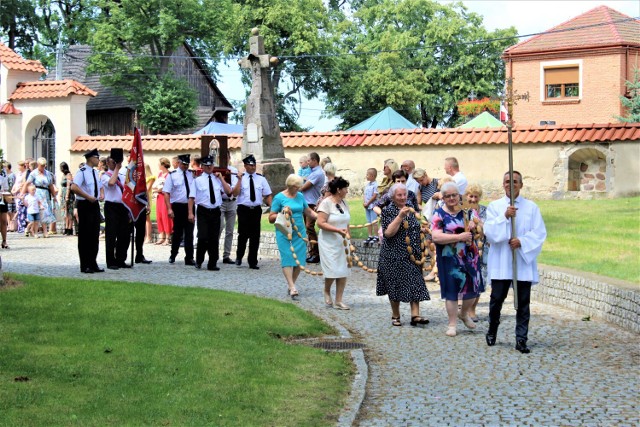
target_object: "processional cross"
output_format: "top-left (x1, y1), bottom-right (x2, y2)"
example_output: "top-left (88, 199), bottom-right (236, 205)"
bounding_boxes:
top-left (503, 77), bottom-right (529, 310)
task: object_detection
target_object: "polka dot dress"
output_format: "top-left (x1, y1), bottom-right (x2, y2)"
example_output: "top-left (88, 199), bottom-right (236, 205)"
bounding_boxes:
top-left (376, 203), bottom-right (430, 303)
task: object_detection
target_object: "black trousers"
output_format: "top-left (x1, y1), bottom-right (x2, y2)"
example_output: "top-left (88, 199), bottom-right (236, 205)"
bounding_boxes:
top-left (488, 279), bottom-right (532, 342)
top-left (104, 201), bottom-right (132, 267)
top-left (196, 206), bottom-right (221, 267)
top-left (77, 200), bottom-right (101, 271)
top-left (134, 212), bottom-right (146, 259)
top-left (171, 202), bottom-right (194, 261)
top-left (236, 204), bottom-right (262, 267)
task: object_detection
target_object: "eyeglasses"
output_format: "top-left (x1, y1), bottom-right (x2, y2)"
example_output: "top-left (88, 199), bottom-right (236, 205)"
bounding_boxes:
top-left (443, 193), bottom-right (459, 199)
top-left (336, 203), bottom-right (344, 214)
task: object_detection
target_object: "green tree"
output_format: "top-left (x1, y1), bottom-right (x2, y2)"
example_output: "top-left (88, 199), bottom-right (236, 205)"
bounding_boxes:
top-left (322, 0), bottom-right (517, 129)
top-left (87, 0), bottom-right (231, 110)
top-left (139, 74), bottom-right (197, 134)
top-left (220, 0), bottom-right (335, 131)
top-left (617, 68), bottom-right (640, 123)
top-left (0, 0), bottom-right (40, 54)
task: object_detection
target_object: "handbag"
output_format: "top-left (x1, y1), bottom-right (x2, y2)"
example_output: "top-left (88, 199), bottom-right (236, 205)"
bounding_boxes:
top-left (274, 210), bottom-right (292, 236)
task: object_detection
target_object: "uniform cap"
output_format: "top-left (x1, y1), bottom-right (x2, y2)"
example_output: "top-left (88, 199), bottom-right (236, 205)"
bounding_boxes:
top-left (242, 154), bottom-right (256, 165)
top-left (84, 148), bottom-right (100, 159)
top-left (200, 156), bottom-right (214, 166)
top-left (178, 154), bottom-right (191, 164)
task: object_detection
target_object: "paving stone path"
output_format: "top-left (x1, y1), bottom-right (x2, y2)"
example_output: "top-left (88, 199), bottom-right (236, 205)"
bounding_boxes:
top-left (3, 233), bottom-right (639, 426)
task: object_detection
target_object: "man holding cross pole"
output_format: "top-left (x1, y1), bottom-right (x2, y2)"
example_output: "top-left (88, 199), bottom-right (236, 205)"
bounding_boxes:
top-left (484, 171), bottom-right (546, 353)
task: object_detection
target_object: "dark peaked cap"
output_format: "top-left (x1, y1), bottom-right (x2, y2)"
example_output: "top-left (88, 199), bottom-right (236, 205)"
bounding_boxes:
top-left (178, 154), bottom-right (191, 164)
top-left (84, 148), bottom-right (100, 159)
top-left (242, 154), bottom-right (256, 165)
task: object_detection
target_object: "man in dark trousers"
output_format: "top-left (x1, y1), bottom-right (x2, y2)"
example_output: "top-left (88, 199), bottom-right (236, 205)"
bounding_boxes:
top-left (232, 155), bottom-right (272, 269)
top-left (484, 171), bottom-right (547, 354)
top-left (101, 150), bottom-right (132, 269)
top-left (163, 154), bottom-right (195, 265)
top-left (187, 155), bottom-right (232, 271)
top-left (70, 149), bottom-right (104, 274)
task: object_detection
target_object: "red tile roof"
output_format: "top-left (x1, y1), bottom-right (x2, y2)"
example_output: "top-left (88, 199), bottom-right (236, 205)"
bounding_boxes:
top-left (0, 42), bottom-right (47, 74)
top-left (0, 102), bottom-right (21, 115)
top-left (505, 6), bottom-right (640, 56)
top-left (9, 80), bottom-right (97, 101)
top-left (71, 123), bottom-right (640, 152)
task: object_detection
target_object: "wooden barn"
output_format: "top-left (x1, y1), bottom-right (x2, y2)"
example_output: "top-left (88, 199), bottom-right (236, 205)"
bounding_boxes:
top-left (56, 44), bottom-right (234, 136)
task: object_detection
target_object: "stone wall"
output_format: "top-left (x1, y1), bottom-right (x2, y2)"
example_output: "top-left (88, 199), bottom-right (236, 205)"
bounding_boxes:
top-left (535, 266), bottom-right (640, 334)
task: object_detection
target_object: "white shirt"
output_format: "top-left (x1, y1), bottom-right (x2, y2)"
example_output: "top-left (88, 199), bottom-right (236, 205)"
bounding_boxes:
top-left (73, 166), bottom-right (102, 201)
top-left (484, 195), bottom-right (547, 283)
top-left (189, 172), bottom-right (225, 209)
top-left (452, 171), bottom-right (468, 195)
top-left (101, 170), bottom-right (126, 203)
top-left (237, 173), bottom-right (272, 207)
top-left (406, 174), bottom-right (419, 194)
top-left (163, 169), bottom-right (194, 204)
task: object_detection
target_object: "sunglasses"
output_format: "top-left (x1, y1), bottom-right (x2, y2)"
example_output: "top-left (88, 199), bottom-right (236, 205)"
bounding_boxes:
top-left (336, 203), bottom-right (344, 214)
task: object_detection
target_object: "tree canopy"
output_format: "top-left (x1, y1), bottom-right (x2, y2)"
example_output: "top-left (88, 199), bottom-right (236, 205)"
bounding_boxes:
top-left (322, 0), bottom-right (517, 128)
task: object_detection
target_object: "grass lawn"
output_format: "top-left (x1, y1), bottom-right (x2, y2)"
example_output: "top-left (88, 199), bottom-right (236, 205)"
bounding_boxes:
top-left (536, 197), bottom-right (640, 283)
top-left (0, 274), bottom-right (352, 426)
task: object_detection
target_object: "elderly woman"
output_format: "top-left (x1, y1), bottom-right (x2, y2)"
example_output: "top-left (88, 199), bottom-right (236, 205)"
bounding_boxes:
top-left (372, 169), bottom-right (418, 215)
top-left (317, 177), bottom-right (351, 310)
top-left (377, 159), bottom-right (399, 197)
top-left (22, 157), bottom-right (57, 232)
top-left (269, 174), bottom-right (318, 300)
top-left (11, 160), bottom-right (28, 233)
top-left (465, 183), bottom-right (488, 322)
top-left (376, 183), bottom-right (430, 326)
top-left (431, 182), bottom-right (483, 337)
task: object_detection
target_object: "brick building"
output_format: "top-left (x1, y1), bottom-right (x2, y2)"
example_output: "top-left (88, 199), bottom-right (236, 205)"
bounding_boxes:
top-left (503, 5), bottom-right (640, 127)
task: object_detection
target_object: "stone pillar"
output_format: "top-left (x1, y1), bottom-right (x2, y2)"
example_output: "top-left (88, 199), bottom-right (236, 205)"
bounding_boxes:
top-left (239, 28), bottom-right (293, 193)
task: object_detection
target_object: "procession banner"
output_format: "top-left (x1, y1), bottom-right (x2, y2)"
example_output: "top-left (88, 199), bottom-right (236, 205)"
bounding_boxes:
top-left (122, 128), bottom-right (147, 221)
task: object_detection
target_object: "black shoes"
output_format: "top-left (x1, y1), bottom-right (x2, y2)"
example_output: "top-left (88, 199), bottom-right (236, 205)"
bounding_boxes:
top-left (135, 257), bottom-right (152, 264)
top-left (82, 268), bottom-right (94, 274)
top-left (222, 258), bottom-right (234, 264)
top-left (168, 256), bottom-right (175, 264)
top-left (235, 259), bottom-right (242, 266)
top-left (117, 263), bottom-right (132, 269)
top-left (249, 265), bottom-right (259, 270)
top-left (107, 265), bottom-right (119, 270)
top-left (306, 255), bottom-right (320, 263)
top-left (184, 259), bottom-right (195, 266)
top-left (485, 333), bottom-right (496, 346)
top-left (195, 263), bottom-right (202, 269)
top-left (515, 340), bottom-right (531, 354)
top-left (207, 265), bottom-right (220, 271)
top-left (93, 267), bottom-right (105, 273)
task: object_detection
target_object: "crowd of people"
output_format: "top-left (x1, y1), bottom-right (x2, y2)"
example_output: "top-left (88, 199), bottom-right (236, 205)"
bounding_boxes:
top-left (2, 149), bottom-right (546, 354)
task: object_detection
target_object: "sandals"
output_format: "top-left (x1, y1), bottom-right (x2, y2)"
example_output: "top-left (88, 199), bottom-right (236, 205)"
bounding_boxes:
top-left (154, 239), bottom-right (166, 245)
top-left (288, 289), bottom-right (299, 300)
top-left (410, 316), bottom-right (429, 326)
top-left (323, 292), bottom-right (333, 307)
top-left (1, 241), bottom-right (9, 249)
top-left (446, 326), bottom-right (457, 337)
top-left (391, 316), bottom-right (402, 327)
top-left (458, 313), bottom-right (477, 330)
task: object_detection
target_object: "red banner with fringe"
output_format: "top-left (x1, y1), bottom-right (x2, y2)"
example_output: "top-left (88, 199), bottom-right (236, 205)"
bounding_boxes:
top-left (122, 128), bottom-right (147, 221)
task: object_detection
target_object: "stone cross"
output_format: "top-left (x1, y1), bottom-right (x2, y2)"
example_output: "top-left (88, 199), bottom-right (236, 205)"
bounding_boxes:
top-left (239, 28), bottom-right (286, 162)
top-left (238, 28), bottom-right (293, 192)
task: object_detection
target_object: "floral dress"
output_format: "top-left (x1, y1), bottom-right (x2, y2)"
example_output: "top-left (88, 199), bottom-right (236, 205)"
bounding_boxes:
top-left (25, 169), bottom-right (55, 224)
top-left (431, 207), bottom-right (483, 301)
top-left (376, 203), bottom-right (430, 303)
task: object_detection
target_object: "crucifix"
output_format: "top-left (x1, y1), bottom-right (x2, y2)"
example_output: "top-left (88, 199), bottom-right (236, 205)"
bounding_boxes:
top-left (504, 77), bottom-right (529, 310)
top-left (238, 28), bottom-right (293, 192)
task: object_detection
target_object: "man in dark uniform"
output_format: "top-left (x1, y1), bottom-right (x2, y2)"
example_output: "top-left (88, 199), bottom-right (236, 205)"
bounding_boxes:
top-left (188, 155), bottom-right (232, 271)
top-left (163, 154), bottom-right (195, 265)
top-left (70, 148), bottom-right (104, 273)
top-left (232, 154), bottom-right (272, 269)
top-left (101, 150), bottom-right (132, 269)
